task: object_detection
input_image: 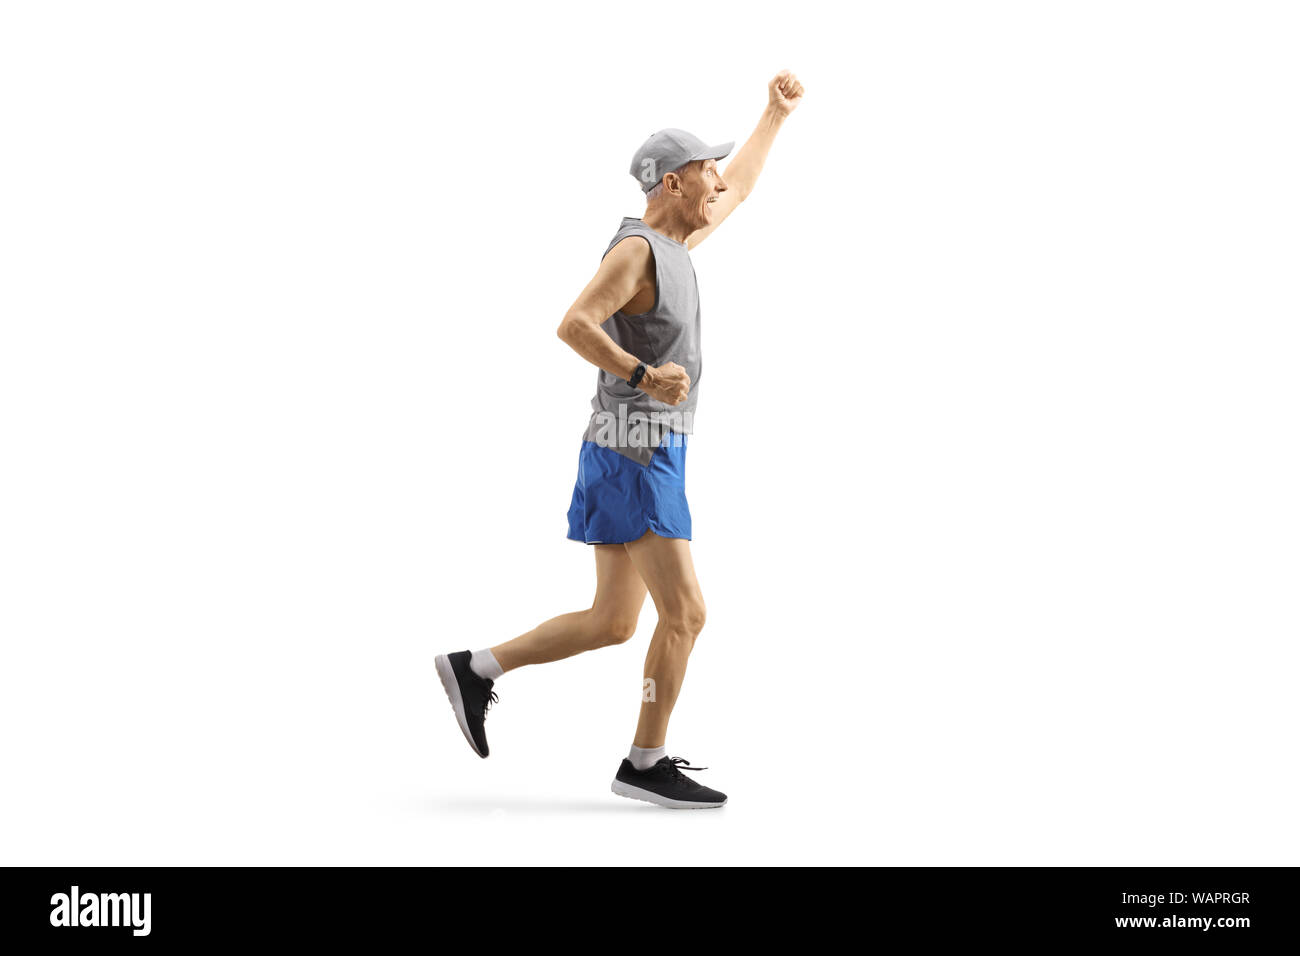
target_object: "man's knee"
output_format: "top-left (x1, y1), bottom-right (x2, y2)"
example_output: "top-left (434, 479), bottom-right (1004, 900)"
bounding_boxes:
top-left (590, 612), bottom-right (640, 647)
top-left (663, 597), bottom-right (706, 639)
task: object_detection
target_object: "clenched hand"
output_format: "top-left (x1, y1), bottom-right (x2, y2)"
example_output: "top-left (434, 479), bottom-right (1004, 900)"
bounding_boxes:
top-left (769, 70), bottom-right (805, 116)
top-left (641, 362), bottom-right (691, 405)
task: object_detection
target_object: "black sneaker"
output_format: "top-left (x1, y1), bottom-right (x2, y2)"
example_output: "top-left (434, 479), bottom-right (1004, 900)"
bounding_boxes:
top-left (434, 650), bottom-right (498, 758)
top-left (611, 756), bottom-right (728, 809)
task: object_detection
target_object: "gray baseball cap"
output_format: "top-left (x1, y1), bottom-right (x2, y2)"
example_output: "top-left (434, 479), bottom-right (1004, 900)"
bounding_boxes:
top-left (630, 128), bottom-right (734, 194)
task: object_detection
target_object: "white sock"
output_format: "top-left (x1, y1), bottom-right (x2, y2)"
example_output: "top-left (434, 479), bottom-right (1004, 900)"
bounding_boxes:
top-left (628, 744), bottom-right (666, 771)
top-left (469, 649), bottom-right (504, 682)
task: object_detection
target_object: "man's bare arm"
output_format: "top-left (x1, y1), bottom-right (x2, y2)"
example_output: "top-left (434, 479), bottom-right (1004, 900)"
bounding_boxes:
top-left (687, 70), bottom-right (805, 250)
top-left (556, 237), bottom-right (691, 405)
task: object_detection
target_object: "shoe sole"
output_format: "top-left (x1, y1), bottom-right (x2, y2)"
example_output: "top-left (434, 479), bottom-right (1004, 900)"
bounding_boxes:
top-left (435, 654), bottom-right (487, 758)
top-left (610, 779), bottom-right (727, 809)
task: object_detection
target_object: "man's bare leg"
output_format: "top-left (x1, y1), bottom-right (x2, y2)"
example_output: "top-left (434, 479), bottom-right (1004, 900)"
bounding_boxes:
top-left (608, 529), bottom-right (725, 808)
top-left (490, 544), bottom-right (649, 672)
top-left (620, 529), bottom-right (706, 748)
top-left (435, 544), bottom-right (648, 759)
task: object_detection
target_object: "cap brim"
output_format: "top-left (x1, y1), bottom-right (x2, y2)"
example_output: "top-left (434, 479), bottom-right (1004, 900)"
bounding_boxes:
top-left (690, 140), bottom-right (734, 162)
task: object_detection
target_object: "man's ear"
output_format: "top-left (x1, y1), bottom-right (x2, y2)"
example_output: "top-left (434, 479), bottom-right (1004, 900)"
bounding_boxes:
top-left (662, 171), bottom-right (683, 196)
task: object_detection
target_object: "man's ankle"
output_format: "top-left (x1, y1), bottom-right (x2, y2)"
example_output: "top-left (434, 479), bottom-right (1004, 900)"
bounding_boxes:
top-left (628, 744), bottom-right (666, 771)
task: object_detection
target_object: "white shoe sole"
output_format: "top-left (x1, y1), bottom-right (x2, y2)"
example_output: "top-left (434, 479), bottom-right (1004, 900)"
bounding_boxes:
top-left (611, 778), bottom-right (727, 809)
top-left (435, 654), bottom-right (486, 758)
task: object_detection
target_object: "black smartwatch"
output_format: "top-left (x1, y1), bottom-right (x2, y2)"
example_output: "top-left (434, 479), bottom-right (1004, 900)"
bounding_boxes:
top-left (627, 362), bottom-right (648, 388)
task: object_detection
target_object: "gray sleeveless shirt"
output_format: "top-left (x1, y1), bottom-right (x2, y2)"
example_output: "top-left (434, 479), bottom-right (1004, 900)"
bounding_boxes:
top-left (581, 217), bottom-right (702, 466)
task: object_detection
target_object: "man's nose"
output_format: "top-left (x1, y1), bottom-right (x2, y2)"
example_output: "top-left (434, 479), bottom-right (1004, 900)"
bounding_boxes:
top-left (716, 176), bottom-right (728, 193)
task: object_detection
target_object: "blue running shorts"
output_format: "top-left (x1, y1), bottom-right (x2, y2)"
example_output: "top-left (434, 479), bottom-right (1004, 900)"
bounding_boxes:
top-left (566, 430), bottom-right (691, 544)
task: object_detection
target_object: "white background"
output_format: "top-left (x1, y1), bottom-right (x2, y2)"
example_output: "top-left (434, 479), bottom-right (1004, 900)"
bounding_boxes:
top-left (2, 1), bottom-right (1297, 866)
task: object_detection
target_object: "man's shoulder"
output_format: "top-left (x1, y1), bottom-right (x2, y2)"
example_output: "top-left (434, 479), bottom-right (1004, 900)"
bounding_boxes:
top-left (601, 231), bottom-right (653, 266)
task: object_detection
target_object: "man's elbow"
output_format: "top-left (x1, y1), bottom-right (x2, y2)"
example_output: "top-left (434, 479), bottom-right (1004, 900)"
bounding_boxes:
top-left (556, 314), bottom-right (584, 343)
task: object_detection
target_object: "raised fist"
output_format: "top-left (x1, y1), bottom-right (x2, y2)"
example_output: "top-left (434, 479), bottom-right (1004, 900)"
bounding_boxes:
top-left (769, 70), bottom-right (805, 116)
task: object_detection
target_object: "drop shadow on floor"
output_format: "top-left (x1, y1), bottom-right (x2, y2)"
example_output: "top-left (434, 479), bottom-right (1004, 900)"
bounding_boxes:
top-left (424, 794), bottom-right (656, 815)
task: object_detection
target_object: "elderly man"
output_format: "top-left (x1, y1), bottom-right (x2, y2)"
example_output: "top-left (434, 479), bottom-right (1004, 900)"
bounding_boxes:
top-left (437, 71), bottom-right (804, 809)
